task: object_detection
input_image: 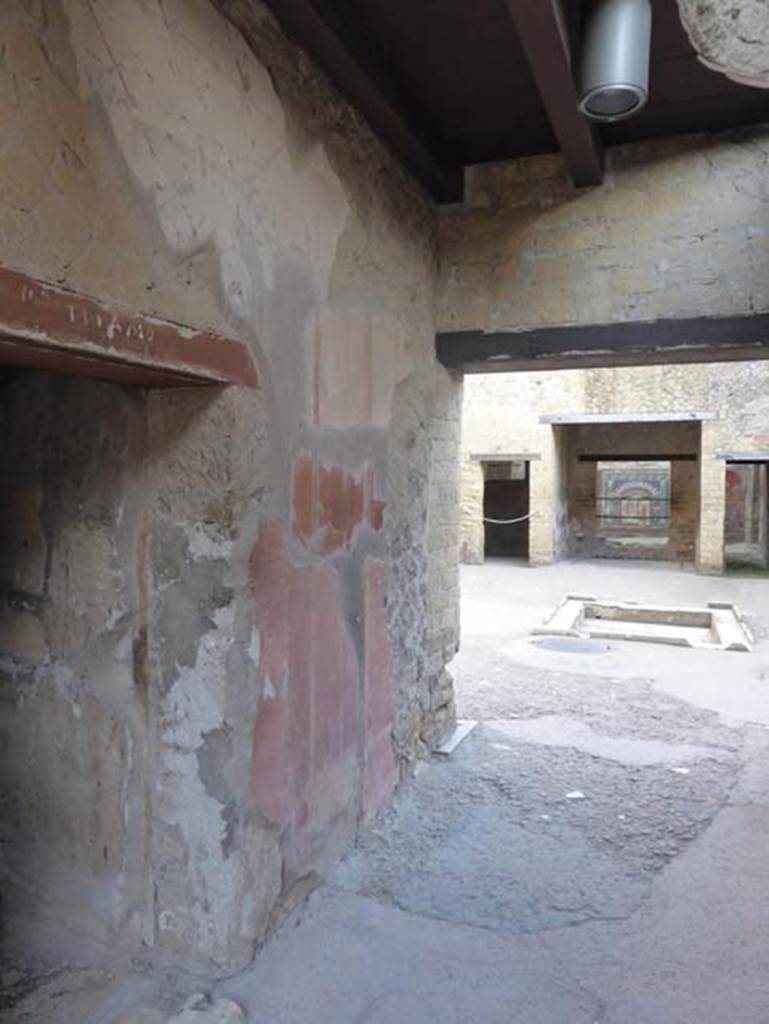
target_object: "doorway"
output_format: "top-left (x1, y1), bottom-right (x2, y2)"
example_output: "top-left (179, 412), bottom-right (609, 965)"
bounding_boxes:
top-left (483, 460), bottom-right (530, 559)
top-left (725, 461), bottom-right (769, 570)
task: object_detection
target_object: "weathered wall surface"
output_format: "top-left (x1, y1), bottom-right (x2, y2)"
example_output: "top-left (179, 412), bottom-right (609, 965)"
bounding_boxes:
top-left (439, 126), bottom-right (769, 333)
top-left (0, 373), bottom-right (151, 955)
top-left (0, 0), bottom-right (459, 975)
top-left (460, 362), bottom-right (769, 573)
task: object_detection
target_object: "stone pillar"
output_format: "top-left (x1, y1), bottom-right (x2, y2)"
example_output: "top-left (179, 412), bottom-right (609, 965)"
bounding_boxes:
top-left (459, 458), bottom-right (485, 563)
top-left (529, 436), bottom-right (558, 565)
top-left (759, 465), bottom-right (768, 564)
top-left (425, 371), bottom-right (463, 747)
top-left (697, 422), bottom-right (726, 575)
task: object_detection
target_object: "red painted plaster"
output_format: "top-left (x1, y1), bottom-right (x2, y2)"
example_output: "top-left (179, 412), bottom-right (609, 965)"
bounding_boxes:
top-left (250, 522), bottom-right (359, 830)
top-left (291, 454), bottom-right (315, 545)
top-left (0, 264), bottom-right (258, 388)
top-left (292, 454), bottom-right (385, 554)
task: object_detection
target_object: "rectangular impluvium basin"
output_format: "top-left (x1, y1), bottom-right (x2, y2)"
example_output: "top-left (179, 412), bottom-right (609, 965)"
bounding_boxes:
top-left (534, 596), bottom-right (752, 651)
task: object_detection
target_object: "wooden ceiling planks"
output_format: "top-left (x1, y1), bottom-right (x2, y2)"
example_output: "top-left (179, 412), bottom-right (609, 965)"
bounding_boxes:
top-left (258, 0), bottom-right (769, 200)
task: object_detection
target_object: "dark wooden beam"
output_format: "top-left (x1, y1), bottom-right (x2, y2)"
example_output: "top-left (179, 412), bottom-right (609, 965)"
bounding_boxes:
top-left (436, 314), bottom-right (769, 374)
top-left (222, 0), bottom-right (463, 203)
top-left (0, 265), bottom-right (258, 389)
top-left (578, 454), bottom-right (698, 462)
top-left (505, 0), bottom-right (604, 187)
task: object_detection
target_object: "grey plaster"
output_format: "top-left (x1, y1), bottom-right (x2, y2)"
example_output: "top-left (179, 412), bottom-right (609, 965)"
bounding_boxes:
top-left (7, 559), bottom-right (769, 1021)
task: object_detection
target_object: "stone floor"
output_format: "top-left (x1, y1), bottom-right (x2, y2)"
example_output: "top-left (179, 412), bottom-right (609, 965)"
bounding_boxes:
top-left (8, 559), bottom-right (769, 1022)
top-left (223, 559), bottom-right (769, 1023)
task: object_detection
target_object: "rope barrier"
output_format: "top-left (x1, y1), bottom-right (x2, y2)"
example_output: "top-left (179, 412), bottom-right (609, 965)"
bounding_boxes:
top-left (482, 512), bottom-right (535, 525)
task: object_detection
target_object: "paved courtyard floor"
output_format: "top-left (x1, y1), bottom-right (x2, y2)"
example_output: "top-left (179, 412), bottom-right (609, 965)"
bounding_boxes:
top-left (9, 559), bottom-right (769, 1022)
top-left (225, 559), bottom-right (769, 1024)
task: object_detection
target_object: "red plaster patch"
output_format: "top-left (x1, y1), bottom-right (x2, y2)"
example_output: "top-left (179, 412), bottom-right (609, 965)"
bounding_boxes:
top-left (250, 522), bottom-right (360, 831)
top-left (369, 499), bottom-right (385, 532)
top-left (292, 453), bottom-right (315, 547)
top-left (292, 454), bottom-right (385, 554)
top-left (363, 560), bottom-right (396, 819)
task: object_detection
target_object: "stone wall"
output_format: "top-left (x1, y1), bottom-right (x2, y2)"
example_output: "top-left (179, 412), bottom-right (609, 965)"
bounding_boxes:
top-left (424, 369), bottom-right (462, 748)
top-left (459, 459), bottom-right (485, 564)
top-left (0, 0), bottom-right (459, 975)
top-left (439, 125), bottom-right (769, 333)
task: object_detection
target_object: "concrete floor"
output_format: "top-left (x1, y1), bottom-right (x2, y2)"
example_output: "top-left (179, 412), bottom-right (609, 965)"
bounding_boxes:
top-left (8, 559), bottom-right (769, 1022)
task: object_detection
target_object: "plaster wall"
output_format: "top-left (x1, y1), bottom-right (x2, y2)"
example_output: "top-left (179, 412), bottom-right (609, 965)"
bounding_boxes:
top-left (0, 0), bottom-right (459, 975)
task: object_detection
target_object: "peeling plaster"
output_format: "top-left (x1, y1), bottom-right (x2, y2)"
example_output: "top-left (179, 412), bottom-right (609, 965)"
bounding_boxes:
top-left (0, 0), bottom-right (458, 980)
top-left (155, 605), bottom-right (281, 967)
top-left (63, 0), bottom-right (350, 329)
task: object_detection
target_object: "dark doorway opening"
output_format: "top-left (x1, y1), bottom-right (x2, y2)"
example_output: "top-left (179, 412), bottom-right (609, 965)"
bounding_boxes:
top-left (566, 421), bottom-right (700, 563)
top-left (725, 462), bottom-right (769, 571)
top-left (483, 461), bottom-right (530, 559)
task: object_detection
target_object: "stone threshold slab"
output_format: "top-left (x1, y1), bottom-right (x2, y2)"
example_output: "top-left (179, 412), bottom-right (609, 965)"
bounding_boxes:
top-left (533, 596), bottom-right (752, 652)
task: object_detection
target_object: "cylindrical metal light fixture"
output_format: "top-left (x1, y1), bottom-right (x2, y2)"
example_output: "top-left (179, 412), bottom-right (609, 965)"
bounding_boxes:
top-left (578, 0), bottom-right (652, 123)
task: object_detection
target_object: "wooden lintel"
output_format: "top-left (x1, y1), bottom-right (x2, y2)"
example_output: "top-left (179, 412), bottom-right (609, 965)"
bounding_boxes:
top-left (578, 453), bottom-right (698, 462)
top-left (541, 412), bottom-right (717, 424)
top-left (470, 452), bottom-right (541, 462)
top-left (505, 0), bottom-right (604, 187)
top-left (0, 265), bottom-right (258, 389)
top-left (436, 314), bottom-right (769, 374)
top-left (716, 452), bottom-right (769, 463)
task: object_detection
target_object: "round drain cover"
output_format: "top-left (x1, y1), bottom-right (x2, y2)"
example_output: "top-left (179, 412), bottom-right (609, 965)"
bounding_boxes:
top-left (532, 637), bottom-right (611, 654)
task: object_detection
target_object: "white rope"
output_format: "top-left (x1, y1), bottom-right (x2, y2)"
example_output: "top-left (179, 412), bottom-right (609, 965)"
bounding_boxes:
top-left (483, 512), bottom-right (535, 525)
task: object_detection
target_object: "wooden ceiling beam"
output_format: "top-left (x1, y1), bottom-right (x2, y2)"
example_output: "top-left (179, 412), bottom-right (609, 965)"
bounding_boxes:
top-left (241, 0), bottom-right (463, 202)
top-left (437, 314), bottom-right (769, 374)
top-left (505, 0), bottom-right (604, 186)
